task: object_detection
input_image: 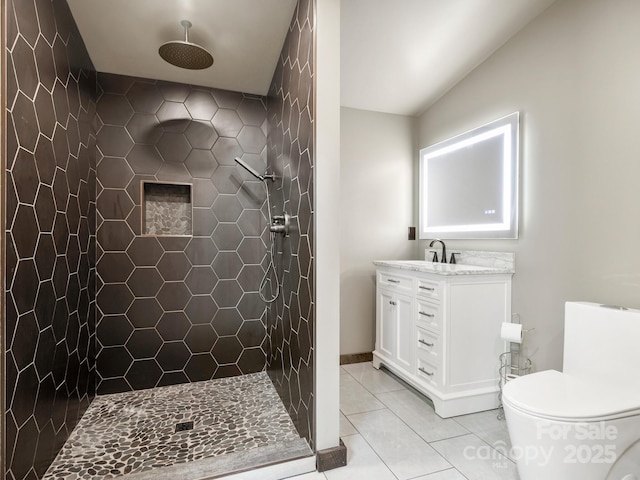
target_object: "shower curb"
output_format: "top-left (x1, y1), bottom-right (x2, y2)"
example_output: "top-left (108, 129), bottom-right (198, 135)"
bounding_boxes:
top-left (120, 438), bottom-right (313, 480)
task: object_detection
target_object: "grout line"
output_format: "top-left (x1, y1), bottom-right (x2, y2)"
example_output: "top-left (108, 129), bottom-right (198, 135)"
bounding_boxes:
top-left (349, 429), bottom-right (402, 480)
top-left (347, 396), bottom-right (454, 479)
top-left (346, 364), bottom-right (485, 478)
top-left (404, 467), bottom-right (469, 480)
top-left (343, 363), bottom-right (517, 479)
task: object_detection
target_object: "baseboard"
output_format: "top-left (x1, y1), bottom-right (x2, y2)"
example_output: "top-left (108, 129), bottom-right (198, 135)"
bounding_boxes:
top-left (339, 352), bottom-right (373, 365)
top-left (316, 439), bottom-right (347, 472)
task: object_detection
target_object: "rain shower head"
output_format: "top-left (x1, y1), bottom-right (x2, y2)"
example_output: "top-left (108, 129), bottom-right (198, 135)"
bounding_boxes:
top-left (159, 20), bottom-right (214, 70)
top-left (234, 157), bottom-right (275, 182)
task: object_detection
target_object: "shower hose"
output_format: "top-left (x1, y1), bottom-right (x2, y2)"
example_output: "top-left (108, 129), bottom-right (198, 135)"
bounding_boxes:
top-left (260, 179), bottom-right (280, 303)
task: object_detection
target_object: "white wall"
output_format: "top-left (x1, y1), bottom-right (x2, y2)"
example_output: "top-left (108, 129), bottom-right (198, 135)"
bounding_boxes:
top-left (315, 0), bottom-right (342, 452)
top-left (340, 107), bottom-right (415, 355)
top-left (415, 0), bottom-right (640, 371)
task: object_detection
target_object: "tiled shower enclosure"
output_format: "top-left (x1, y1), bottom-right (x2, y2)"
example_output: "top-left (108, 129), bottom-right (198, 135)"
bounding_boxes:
top-left (3, 1), bottom-right (98, 479)
top-left (94, 74), bottom-right (270, 394)
top-left (2, 0), bottom-right (316, 478)
top-left (266, 0), bottom-right (316, 448)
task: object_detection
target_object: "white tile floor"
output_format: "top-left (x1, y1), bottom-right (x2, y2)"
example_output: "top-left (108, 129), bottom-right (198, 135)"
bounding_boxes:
top-left (296, 362), bottom-right (519, 480)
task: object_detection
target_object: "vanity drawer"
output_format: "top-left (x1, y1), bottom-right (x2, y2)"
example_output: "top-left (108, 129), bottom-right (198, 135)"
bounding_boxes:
top-left (416, 300), bottom-right (440, 332)
top-left (416, 356), bottom-right (439, 387)
top-left (416, 326), bottom-right (439, 361)
top-left (416, 279), bottom-right (440, 301)
top-left (378, 272), bottom-right (413, 293)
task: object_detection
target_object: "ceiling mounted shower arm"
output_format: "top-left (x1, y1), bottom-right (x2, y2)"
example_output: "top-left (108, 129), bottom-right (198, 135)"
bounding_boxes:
top-left (181, 20), bottom-right (192, 42)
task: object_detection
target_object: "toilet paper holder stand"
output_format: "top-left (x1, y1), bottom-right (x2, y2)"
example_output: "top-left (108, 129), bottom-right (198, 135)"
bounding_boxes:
top-left (497, 318), bottom-right (533, 420)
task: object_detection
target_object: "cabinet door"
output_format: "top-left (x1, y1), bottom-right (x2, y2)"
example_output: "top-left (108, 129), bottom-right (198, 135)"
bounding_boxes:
top-left (395, 295), bottom-right (414, 371)
top-left (377, 289), bottom-right (396, 360)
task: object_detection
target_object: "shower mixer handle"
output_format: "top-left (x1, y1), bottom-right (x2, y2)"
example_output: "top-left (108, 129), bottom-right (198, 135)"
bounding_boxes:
top-left (270, 213), bottom-right (291, 236)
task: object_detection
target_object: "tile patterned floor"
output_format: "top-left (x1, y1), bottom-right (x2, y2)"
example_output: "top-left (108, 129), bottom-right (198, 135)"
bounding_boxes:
top-left (43, 372), bottom-right (303, 479)
top-left (294, 362), bottom-right (519, 480)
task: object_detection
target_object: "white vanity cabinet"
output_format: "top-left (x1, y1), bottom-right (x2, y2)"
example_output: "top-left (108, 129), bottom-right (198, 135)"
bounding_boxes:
top-left (376, 289), bottom-right (413, 371)
top-left (373, 261), bottom-right (513, 418)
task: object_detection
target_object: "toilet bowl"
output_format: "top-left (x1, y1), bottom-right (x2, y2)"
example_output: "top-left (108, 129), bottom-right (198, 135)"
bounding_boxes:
top-left (502, 302), bottom-right (640, 479)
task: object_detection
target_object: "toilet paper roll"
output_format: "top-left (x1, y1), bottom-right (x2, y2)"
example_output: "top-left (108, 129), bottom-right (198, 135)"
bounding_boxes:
top-left (501, 322), bottom-right (523, 344)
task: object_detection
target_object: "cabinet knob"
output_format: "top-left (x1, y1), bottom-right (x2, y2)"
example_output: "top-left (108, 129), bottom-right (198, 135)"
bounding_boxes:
top-left (387, 279), bottom-right (400, 284)
top-left (419, 286), bottom-right (434, 291)
top-left (389, 300), bottom-right (396, 306)
top-left (419, 367), bottom-right (434, 376)
top-left (418, 339), bottom-right (434, 347)
top-left (418, 311), bottom-right (434, 318)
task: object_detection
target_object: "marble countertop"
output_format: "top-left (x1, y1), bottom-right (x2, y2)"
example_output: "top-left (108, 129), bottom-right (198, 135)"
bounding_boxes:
top-left (373, 260), bottom-right (514, 276)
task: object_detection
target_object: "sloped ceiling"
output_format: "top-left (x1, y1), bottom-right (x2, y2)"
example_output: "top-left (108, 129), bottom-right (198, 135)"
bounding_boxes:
top-left (341, 0), bottom-right (557, 116)
top-left (68, 0), bottom-right (557, 115)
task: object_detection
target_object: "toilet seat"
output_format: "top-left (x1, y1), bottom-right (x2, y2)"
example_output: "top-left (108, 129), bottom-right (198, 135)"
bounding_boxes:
top-left (503, 370), bottom-right (640, 422)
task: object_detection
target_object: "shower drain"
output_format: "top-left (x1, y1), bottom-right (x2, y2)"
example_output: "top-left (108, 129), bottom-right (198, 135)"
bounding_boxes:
top-left (175, 421), bottom-right (194, 433)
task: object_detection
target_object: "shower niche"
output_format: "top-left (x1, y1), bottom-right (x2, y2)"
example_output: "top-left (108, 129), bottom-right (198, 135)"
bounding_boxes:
top-left (142, 181), bottom-right (193, 236)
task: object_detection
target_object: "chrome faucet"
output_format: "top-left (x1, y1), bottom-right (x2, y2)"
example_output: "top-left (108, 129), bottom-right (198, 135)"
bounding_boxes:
top-left (429, 239), bottom-right (447, 264)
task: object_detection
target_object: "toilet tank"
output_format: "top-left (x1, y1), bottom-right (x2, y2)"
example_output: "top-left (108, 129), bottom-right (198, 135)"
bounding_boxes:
top-left (563, 301), bottom-right (640, 383)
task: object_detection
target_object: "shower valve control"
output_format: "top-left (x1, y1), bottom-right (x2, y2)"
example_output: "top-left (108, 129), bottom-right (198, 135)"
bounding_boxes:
top-left (270, 213), bottom-right (291, 236)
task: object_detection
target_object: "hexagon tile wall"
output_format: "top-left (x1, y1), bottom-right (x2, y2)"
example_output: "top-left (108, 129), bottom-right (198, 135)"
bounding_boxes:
top-left (3, 0), bottom-right (317, 477)
top-left (266, 0), bottom-right (315, 449)
top-left (4, 0), bottom-right (98, 479)
top-left (95, 74), bottom-right (271, 394)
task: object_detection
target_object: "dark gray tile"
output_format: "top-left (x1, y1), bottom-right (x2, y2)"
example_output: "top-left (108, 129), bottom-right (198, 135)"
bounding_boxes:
top-left (157, 282), bottom-right (191, 311)
top-left (184, 295), bottom-right (217, 325)
top-left (156, 341), bottom-right (191, 370)
top-left (126, 81), bottom-right (163, 114)
top-left (97, 93), bottom-right (134, 125)
top-left (156, 312), bottom-right (190, 341)
top-left (12, 91), bottom-right (40, 152)
top-left (185, 266), bottom-right (217, 295)
top-left (126, 267), bottom-right (164, 297)
top-left (126, 329), bottom-right (163, 359)
top-left (156, 131), bottom-right (191, 163)
top-left (157, 252), bottom-right (191, 281)
top-left (213, 308), bottom-right (244, 336)
top-left (97, 253), bottom-right (134, 283)
top-left (185, 121), bottom-right (218, 149)
top-left (13, 35), bottom-right (39, 100)
top-left (212, 280), bottom-right (242, 308)
top-left (185, 324), bottom-right (218, 354)
top-left (126, 112), bottom-right (163, 144)
top-left (97, 157), bottom-right (135, 189)
top-left (97, 125), bottom-right (134, 157)
top-left (185, 90), bottom-right (218, 120)
top-left (126, 236), bottom-right (164, 266)
top-left (212, 109), bottom-right (243, 137)
top-left (98, 284), bottom-right (134, 315)
top-left (97, 316), bottom-right (134, 347)
top-left (185, 353), bottom-right (218, 381)
top-left (156, 101), bottom-right (190, 132)
top-left (127, 298), bottom-right (163, 328)
top-left (184, 149), bottom-right (217, 178)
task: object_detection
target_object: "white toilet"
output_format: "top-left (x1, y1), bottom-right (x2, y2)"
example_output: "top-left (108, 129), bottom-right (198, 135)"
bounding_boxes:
top-left (503, 302), bottom-right (640, 480)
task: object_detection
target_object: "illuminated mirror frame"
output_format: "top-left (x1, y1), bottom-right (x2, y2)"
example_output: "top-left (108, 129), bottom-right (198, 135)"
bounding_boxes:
top-left (419, 112), bottom-right (519, 239)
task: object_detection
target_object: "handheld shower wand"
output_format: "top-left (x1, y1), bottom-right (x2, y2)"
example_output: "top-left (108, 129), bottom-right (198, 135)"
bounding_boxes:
top-left (233, 157), bottom-right (284, 304)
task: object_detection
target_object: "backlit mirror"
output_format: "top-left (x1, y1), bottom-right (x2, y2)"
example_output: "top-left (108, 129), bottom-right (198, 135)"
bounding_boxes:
top-left (419, 112), bottom-right (519, 239)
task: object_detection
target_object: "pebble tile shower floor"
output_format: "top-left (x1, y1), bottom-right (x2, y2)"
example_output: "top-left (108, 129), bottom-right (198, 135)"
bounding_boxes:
top-left (43, 372), bottom-right (306, 479)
